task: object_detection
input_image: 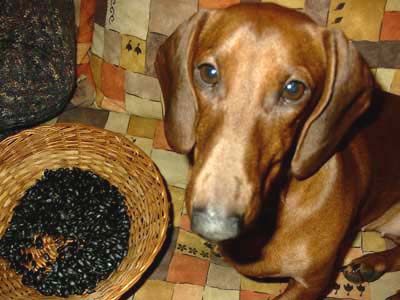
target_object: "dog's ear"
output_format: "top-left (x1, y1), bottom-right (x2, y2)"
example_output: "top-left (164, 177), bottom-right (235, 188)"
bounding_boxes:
top-left (154, 11), bottom-right (209, 154)
top-left (291, 29), bottom-right (373, 179)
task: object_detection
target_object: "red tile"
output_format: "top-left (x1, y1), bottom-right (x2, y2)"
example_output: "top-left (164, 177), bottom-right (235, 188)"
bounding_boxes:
top-left (240, 290), bottom-right (274, 300)
top-left (167, 253), bottom-right (209, 286)
top-left (153, 121), bottom-right (173, 151)
top-left (199, 0), bottom-right (240, 9)
top-left (101, 63), bottom-right (125, 102)
top-left (77, 0), bottom-right (96, 43)
top-left (380, 12), bottom-right (400, 41)
top-left (76, 63), bottom-right (95, 88)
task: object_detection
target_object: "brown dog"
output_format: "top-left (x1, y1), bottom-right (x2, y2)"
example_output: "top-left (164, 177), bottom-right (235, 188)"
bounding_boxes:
top-left (155, 3), bottom-right (400, 300)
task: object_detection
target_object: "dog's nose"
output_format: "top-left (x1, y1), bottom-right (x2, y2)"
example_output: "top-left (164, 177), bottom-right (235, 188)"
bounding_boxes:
top-left (191, 206), bottom-right (243, 241)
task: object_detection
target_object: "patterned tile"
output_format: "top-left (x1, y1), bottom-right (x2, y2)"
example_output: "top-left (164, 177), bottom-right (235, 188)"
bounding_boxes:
top-left (120, 35), bottom-right (146, 73)
top-left (145, 32), bottom-right (169, 77)
top-left (240, 290), bottom-right (274, 300)
top-left (173, 284), bottom-right (203, 300)
top-left (153, 121), bottom-right (173, 151)
top-left (176, 229), bottom-right (211, 260)
top-left (57, 107), bottom-right (109, 128)
top-left (134, 279), bottom-right (174, 300)
top-left (199, 0), bottom-right (240, 9)
top-left (203, 286), bottom-right (240, 300)
top-left (381, 12), bottom-right (400, 41)
top-left (103, 28), bottom-right (122, 65)
top-left (126, 94), bottom-right (163, 119)
top-left (127, 116), bottom-right (158, 138)
top-left (327, 271), bottom-right (371, 300)
top-left (207, 263), bottom-right (241, 290)
top-left (370, 271), bottom-right (400, 300)
top-left (101, 62), bottom-right (125, 102)
top-left (105, 0), bottom-right (151, 40)
top-left (167, 253), bottom-right (210, 286)
top-left (104, 111), bottom-right (130, 134)
top-left (149, 0), bottom-right (198, 36)
top-left (328, 0), bottom-right (386, 41)
top-left (261, 0), bottom-right (305, 9)
top-left (362, 231), bottom-right (387, 252)
top-left (169, 186), bottom-right (185, 227)
top-left (151, 149), bottom-right (190, 188)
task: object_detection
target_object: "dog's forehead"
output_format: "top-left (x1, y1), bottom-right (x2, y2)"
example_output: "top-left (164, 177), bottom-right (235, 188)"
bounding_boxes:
top-left (198, 4), bottom-right (321, 62)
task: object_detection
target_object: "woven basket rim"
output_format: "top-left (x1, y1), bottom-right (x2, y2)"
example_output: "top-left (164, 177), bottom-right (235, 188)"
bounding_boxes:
top-left (0, 122), bottom-right (170, 300)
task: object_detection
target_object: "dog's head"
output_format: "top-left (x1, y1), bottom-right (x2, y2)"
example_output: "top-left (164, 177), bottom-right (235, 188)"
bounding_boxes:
top-left (155, 3), bottom-right (373, 241)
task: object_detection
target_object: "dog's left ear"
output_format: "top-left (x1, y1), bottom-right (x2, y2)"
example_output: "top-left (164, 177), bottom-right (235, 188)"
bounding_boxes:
top-left (291, 29), bottom-right (373, 179)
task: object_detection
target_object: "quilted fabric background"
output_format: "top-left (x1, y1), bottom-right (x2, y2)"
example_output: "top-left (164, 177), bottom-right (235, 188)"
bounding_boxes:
top-left (68, 1), bottom-right (400, 300)
top-left (74, 0), bottom-right (400, 117)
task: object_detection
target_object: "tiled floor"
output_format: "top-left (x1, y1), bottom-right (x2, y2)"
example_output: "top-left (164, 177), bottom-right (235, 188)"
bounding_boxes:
top-left (43, 107), bottom-right (399, 300)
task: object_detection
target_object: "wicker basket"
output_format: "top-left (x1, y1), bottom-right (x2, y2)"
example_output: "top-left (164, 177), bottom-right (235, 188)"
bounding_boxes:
top-left (0, 123), bottom-right (169, 300)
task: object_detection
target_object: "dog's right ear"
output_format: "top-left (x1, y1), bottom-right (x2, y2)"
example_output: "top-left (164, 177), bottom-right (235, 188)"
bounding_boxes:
top-left (154, 11), bottom-right (209, 154)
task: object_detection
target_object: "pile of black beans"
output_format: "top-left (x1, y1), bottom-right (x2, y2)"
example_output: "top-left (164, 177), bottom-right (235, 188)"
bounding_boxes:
top-left (0, 168), bottom-right (130, 297)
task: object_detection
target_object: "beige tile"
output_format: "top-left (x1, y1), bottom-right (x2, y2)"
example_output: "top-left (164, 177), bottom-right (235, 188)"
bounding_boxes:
top-left (149, 0), bottom-right (198, 36)
top-left (261, 0), bottom-right (304, 8)
top-left (151, 149), bottom-right (190, 188)
top-left (362, 231), bottom-right (387, 252)
top-left (203, 286), bottom-right (240, 300)
top-left (173, 284), bottom-right (203, 300)
top-left (207, 263), bottom-right (241, 290)
top-left (370, 271), bottom-right (400, 300)
top-left (104, 112), bottom-right (130, 134)
top-left (103, 28), bottom-right (121, 66)
top-left (386, 0), bottom-right (400, 11)
top-left (127, 116), bottom-right (158, 139)
top-left (375, 68), bottom-right (396, 92)
top-left (169, 186), bottom-right (185, 227)
top-left (125, 135), bottom-right (153, 157)
top-left (91, 23), bottom-right (105, 58)
top-left (352, 232), bottom-right (363, 247)
top-left (125, 71), bottom-right (162, 101)
top-left (105, 0), bottom-right (151, 40)
top-left (241, 275), bottom-right (287, 296)
top-left (175, 229), bottom-right (211, 260)
top-left (134, 279), bottom-right (174, 300)
top-left (126, 94), bottom-right (163, 120)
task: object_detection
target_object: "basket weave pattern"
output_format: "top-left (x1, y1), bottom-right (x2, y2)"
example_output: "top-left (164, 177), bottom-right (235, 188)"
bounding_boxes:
top-left (0, 123), bottom-right (169, 300)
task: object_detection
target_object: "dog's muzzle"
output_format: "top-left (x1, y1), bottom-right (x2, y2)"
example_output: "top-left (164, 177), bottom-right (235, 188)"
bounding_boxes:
top-left (191, 206), bottom-right (243, 241)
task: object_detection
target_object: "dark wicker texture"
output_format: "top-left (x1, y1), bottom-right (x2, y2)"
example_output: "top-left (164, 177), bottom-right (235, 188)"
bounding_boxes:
top-left (0, 123), bottom-right (169, 300)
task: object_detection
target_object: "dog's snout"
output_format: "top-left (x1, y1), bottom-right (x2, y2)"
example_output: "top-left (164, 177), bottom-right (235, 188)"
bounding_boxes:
top-left (191, 206), bottom-right (243, 241)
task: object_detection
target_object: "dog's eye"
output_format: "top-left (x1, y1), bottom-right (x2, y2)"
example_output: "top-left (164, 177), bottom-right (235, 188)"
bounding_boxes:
top-left (198, 64), bottom-right (219, 85)
top-left (282, 80), bottom-right (306, 101)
